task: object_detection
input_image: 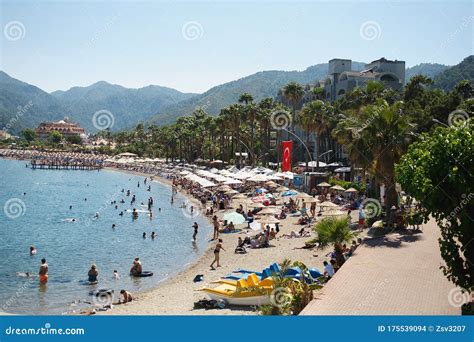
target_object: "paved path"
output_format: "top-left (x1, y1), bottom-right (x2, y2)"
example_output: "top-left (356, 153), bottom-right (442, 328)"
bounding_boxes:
top-left (301, 220), bottom-right (460, 315)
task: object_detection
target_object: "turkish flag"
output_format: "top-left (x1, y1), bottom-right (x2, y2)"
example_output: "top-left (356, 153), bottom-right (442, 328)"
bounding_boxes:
top-left (282, 141), bottom-right (293, 172)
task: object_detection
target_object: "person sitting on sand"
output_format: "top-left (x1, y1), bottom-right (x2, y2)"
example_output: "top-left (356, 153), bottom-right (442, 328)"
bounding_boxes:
top-left (39, 258), bottom-right (48, 284)
top-left (120, 289), bottom-right (133, 303)
top-left (130, 258), bottom-right (142, 276)
top-left (30, 246), bottom-right (37, 255)
top-left (235, 237), bottom-right (246, 254)
top-left (88, 264), bottom-right (98, 282)
top-left (323, 260), bottom-right (335, 279)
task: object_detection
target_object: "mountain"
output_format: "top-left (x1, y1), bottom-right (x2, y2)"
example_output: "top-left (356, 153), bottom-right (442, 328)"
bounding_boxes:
top-left (432, 55), bottom-right (474, 91)
top-left (405, 63), bottom-right (449, 81)
top-left (51, 81), bottom-right (196, 132)
top-left (151, 62), bottom-right (366, 125)
top-left (0, 57), bottom-right (469, 134)
top-left (0, 71), bottom-right (65, 134)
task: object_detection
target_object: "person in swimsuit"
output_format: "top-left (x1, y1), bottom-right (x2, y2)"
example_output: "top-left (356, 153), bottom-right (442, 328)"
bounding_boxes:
top-left (130, 258), bottom-right (142, 276)
top-left (210, 239), bottom-right (225, 270)
top-left (88, 264), bottom-right (98, 282)
top-left (192, 222), bottom-right (198, 241)
top-left (30, 246), bottom-right (37, 255)
top-left (212, 216), bottom-right (219, 240)
top-left (39, 258), bottom-right (48, 284)
top-left (120, 289), bottom-right (133, 303)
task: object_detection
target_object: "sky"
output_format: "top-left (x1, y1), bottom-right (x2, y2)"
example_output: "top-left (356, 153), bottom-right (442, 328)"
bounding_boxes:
top-left (0, 0), bottom-right (473, 93)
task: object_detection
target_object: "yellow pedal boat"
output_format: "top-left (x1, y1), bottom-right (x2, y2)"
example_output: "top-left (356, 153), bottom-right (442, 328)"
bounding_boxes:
top-left (199, 274), bottom-right (274, 306)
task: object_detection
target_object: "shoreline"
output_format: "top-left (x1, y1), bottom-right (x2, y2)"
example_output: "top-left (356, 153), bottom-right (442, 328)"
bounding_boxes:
top-left (0, 156), bottom-right (343, 316)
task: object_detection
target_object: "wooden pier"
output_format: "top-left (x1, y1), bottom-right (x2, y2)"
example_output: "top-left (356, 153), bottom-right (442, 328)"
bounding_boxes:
top-left (30, 159), bottom-right (103, 170)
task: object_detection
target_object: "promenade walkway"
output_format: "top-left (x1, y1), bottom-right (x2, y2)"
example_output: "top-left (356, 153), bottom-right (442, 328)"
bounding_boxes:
top-left (301, 220), bottom-right (460, 315)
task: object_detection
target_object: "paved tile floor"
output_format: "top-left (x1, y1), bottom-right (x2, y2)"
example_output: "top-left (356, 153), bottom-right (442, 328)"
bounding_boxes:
top-left (301, 220), bottom-right (460, 315)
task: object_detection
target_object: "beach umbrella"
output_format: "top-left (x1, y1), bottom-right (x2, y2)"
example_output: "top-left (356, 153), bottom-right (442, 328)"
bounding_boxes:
top-left (258, 216), bottom-right (281, 225)
top-left (330, 185), bottom-right (346, 191)
top-left (317, 182), bottom-right (331, 187)
top-left (322, 210), bottom-right (346, 217)
top-left (345, 187), bottom-right (358, 193)
top-left (283, 171), bottom-right (294, 180)
top-left (264, 180), bottom-right (278, 187)
top-left (217, 185), bottom-right (232, 192)
top-left (282, 190), bottom-right (298, 197)
top-left (266, 175), bottom-right (283, 181)
top-left (257, 207), bottom-right (277, 215)
top-left (296, 192), bottom-right (312, 199)
top-left (248, 202), bottom-right (265, 208)
top-left (223, 212), bottom-right (246, 225)
top-left (233, 194), bottom-right (248, 200)
top-left (225, 189), bottom-right (238, 195)
top-left (251, 195), bottom-right (267, 203)
top-left (276, 186), bottom-right (289, 192)
top-left (247, 174), bottom-right (268, 182)
top-left (223, 178), bottom-right (242, 185)
top-left (319, 201), bottom-right (339, 208)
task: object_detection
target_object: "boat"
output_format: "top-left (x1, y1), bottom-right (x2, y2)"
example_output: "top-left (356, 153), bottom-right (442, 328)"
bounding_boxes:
top-left (199, 274), bottom-right (274, 306)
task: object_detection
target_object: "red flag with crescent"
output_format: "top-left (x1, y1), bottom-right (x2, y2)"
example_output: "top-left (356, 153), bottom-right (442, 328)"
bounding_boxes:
top-left (282, 140), bottom-right (292, 172)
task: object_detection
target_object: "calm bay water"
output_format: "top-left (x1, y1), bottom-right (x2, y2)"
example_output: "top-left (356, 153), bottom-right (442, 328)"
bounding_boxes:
top-left (0, 158), bottom-right (211, 314)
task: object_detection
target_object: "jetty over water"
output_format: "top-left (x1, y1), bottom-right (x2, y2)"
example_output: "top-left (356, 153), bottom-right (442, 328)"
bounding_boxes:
top-left (30, 157), bottom-right (103, 170)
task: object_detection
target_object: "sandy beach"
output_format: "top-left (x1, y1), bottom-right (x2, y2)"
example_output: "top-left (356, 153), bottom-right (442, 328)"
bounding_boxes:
top-left (97, 168), bottom-right (350, 316)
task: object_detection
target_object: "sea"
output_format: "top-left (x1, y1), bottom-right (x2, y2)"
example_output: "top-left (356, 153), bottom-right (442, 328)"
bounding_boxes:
top-left (0, 158), bottom-right (212, 314)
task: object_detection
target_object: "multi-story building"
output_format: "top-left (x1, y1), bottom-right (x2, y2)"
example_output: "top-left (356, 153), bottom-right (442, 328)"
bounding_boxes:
top-left (36, 117), bottom-right (86, 140)
top-left (322, 57), bottom-right (405, 101)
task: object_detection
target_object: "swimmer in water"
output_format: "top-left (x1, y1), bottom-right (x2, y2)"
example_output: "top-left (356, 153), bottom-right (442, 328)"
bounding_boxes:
top-left (151, 232), bottom-right (156, 239)
top-left (94, 212), bottom-right (100, 219)
top-left (113, 270), bottom-right (120, 279)
top-left (142, 232), bottom-right (146, 239)
top-left (119, 211), bottom-right (124, 216)
top-left (158, 208), bottom-right (161, 212)
top-left (30, 246), bottom-right (37, 255)
top-left (69, 205), bottom-right (72, 210)
top-left (132, 209), bottom-right (138, 219)
top-left (112, 224), bottom-right (116, 229)
top-left (88, 264), bottom-right (98, 283)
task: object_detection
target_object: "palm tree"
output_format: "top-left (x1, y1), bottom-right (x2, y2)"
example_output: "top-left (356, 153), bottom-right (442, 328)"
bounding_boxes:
top-left (299, 100), bottom-right (331, 169)
top-left (310, 217), bottom-right (355, 267)
top-left (239, 93), bottom-right (256, 165)
top-left (334, 99), bottom-right (414, 212)
top-left (283, 82), bottom-right (304, 132)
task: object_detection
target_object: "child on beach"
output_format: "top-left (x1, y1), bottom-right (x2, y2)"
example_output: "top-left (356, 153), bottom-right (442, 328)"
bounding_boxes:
top-left (120, 289), bottom-right (133, 303)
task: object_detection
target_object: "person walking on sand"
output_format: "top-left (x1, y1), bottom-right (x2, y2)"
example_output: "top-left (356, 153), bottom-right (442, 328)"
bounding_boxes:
top-left (39, 258), bottom-right (48, 284)
top-left (210, 239), bottom-right (225, 270)
top-left (212, 215), bottom-right (219, 240)
top-left (192, 222), bottom-right (198, 242)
